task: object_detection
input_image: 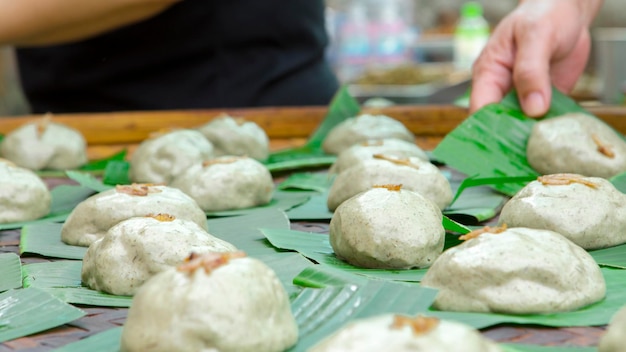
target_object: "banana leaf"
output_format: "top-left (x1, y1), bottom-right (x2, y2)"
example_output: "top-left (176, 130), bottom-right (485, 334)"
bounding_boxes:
top-left (306, 85), bottom-right (362, 150)
top-left (66, 171), bottom-right (113, 192)
top-left (80, 150), bottom-right (127, 172)
top-left (22, 261), bottom-right (133, 307)
top-left (502, 345), bottom-right (595, 352)
top-left (205, 191), bottom-right (310, 217)
top-left (265, 156), bottom-right (338, 173)
top-left (102, 160), bottom-right (131, 185)
top-left (278, 172), bottom-right (334, 193)
top-left (0, 287), bottom-right (85, 342)
top-left (426, 268), bottom-right (626, 329)
top-left (20, 223), bottom-right (86, 260)
top-left (0, 253), bottom-right (22, 292)
top-left (286, 192), bottom-right (334, 221)
top-left (260, 224), bottom-right (468, 283)
top-left (445, 183), bottom-right (507, 225)
top-left (264, 85), bottom-right (360, 172)
top-left (590, 244), bottom-right (626, 269)
top-left (609, 171), bottom-right (626, 193)
top-left (206, 208), bottom-right (289, 253)
top-left (432, 88), bottom-right (592, 196)
top-left (34, 150), bottom-right (127, 178)
top-left (0, 185), bottom-right (94, 231)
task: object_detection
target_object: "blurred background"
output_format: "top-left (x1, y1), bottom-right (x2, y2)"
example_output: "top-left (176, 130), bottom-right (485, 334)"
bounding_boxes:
top-left (1, 0), bottom-right (626, 115)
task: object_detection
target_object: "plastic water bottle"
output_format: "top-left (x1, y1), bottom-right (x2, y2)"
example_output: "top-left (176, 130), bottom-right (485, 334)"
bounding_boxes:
top-left (453, 2), bottom-right (490, 71)
top-left (336, 3), bottom-right (371, 81)
top-left (374, 0), bottom-right (410, 66)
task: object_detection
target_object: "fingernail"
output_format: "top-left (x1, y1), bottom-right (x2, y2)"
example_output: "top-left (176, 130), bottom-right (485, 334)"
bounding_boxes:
top-left (523, 92), bottom-right (546, 117)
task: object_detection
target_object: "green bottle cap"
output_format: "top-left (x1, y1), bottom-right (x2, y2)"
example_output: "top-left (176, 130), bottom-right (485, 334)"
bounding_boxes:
top-left (461, 2), bottom-right (483, 18)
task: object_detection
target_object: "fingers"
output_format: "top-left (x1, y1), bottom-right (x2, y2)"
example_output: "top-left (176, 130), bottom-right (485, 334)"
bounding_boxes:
top-left (550, 28), bottom-right (591, 93)
top-left (469, 25), bottom-right (516, 113)
top-left (470, 0), bottom-right (594, 118)
top-left (511, 23), bottom-right (554, 117)
top-left (469, 61), bottom-right (512, 113)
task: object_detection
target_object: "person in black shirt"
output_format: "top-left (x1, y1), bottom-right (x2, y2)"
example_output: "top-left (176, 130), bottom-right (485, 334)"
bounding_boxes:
top-left (6, 0), bottom-right (339, 113)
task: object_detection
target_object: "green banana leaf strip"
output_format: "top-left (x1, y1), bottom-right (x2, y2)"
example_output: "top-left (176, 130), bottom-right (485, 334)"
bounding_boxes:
top-left (22, 261), bottom-right (132, 307)
top-left (80, 150), bottom-right (127, 171)
top-left (39, 287), bottom-right (133, 308)
top-left (426, 268), bottom-right (626, 329)
top-left (206, 191), bottom-right (310, 217)
top-left (449, 175), bottom-right (538, 204)
top-left (66, 171), bottom-right (113, 192)
top-left (23, 260), bottom-right (81, 288)
top-left (261, 225), bottom-right (468, 283)
top-left (432, 88), bottom-right (593, 196)
top-left (609, 171), bottom-right (626, 193)
top-left (20, 223), bottom-right (86, 260)
top-left (502, 344), bottom-right (595, 352)
top-left (442, 215), bottom-right (471, 234)
top-left (265, 155), bottom-right (337, 173)
top-left (286, 192), bottom-right (334, 221)
top-left (103, 160), bottom-right (131, 185)
top-left (0, 253), bottom-right (22, 292)
top-left (432, 103), bottom-right (538, 196)
top-left (264, 86), bottom-right (360, 172)
top-left (0, 185), bottom-right (95, 231)
top-left (207, 208), bottom-right (290, 250)
top-left (453, 89), bottom-right (470, 108)
top-left (590, 244), bottom-right (626, 269)
top-left (278, 172), bottom-right (334, 193)
top-left (292, 266), bottom-right (363, 288)
top-left (0, 287), bottom-right (85, 343)
top-left (35, 150), bottom-right (127, 177)
top-left (499, 87), bottom-right (588, 115)
top-left (55, 326), bottom-right (122, 352)
top-left (306, 85), bottom-right (362, 149)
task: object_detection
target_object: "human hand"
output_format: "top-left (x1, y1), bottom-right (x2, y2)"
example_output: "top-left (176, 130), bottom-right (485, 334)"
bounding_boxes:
top-left (469, 0), bottom-right (603, 117)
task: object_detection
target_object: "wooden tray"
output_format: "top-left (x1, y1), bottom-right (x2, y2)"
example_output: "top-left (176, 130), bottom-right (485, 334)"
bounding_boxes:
top-left (1, 104), bottom-right (625, 158)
